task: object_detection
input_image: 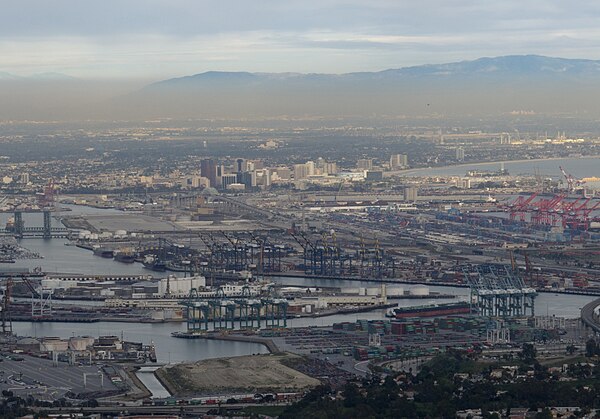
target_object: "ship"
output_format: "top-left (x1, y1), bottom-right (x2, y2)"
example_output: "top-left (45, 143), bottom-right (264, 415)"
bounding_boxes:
top-left (142, 255), bottom-right (167, 272)
top-left (4, 217), bottom-right (14, 233)
top-left (114, 248), bottom-right (136, 263)
top-left (386, 301), bottom-right (472, 319)
top-left (92, 246), bottom-right (114, 258)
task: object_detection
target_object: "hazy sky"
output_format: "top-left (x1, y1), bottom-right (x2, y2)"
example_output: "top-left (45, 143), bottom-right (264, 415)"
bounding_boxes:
top-left (3, 0), bottom-right (600, 80)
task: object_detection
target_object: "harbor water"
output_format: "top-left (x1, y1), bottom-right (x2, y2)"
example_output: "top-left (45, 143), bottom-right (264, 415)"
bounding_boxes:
top-left (402, 156), bottom-right (600, 178)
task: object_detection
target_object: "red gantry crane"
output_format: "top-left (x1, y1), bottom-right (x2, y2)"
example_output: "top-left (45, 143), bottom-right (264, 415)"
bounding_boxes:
top-left (508, 193), bottom-right (538, 222)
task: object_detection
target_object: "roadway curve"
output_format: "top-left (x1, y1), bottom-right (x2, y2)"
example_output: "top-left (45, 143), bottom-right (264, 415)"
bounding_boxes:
top-left (580, 298), bottom-right (600, 333)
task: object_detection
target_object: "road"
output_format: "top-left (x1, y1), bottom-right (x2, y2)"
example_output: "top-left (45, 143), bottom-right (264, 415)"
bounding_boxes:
top-left (580, 298), bottom-right (600, 333)
top-left (36, 402), bottom-right (281, 416)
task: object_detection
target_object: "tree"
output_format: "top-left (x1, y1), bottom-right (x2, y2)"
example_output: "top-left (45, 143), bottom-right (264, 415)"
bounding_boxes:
top-left (566, 344), bottom-right (577, 355)
top-left (585, 339), bottom-right (597, 358)
top-left (342, 383), bottom-right (361, 408)
top-left (535, 407), bottom-right (553, 419)
top-left (520, 343), bottom-right (537, 362)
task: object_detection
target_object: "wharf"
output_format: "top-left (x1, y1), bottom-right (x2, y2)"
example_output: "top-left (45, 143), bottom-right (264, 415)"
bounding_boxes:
top-left (171, 331), bottom-right (279, 353)
top-left (269, 272), bottom-right (600, 298)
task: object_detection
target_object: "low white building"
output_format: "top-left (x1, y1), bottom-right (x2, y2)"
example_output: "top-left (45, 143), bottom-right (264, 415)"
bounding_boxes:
top-left (157, 275), bottom-right (206, 297)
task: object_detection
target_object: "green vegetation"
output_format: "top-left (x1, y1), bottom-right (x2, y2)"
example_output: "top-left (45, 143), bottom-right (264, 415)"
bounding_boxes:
top-left (280, 348), bottom-right (600, 418)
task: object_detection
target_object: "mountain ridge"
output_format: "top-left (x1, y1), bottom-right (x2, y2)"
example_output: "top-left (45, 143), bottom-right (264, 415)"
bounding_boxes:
top-left (147, 55), bottom-right (600, 88)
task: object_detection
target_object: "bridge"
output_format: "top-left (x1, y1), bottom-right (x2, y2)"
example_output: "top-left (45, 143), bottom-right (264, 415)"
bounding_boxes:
top-left (0, 209), bottom-right (69, 239)
top-left (580, 298), bottom-right (600, 333)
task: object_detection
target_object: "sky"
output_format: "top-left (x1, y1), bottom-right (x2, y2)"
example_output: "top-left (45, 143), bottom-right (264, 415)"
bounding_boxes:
top-left (2, 0), bottom-right (600, 80)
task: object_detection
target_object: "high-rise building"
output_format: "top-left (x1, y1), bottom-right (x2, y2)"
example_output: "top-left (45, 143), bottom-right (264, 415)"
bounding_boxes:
top-left (236, 159), bottom-right (244, 173)
top-left (455, 147), bottom-right (465, 162)
top-left (389, 154), bottom-right (408, 170)
top-left (404, 187), bottom-right (418, 202)
top-left (19, 173), bottom-right (30, 184)
top-left (294, 162), bottom-right (315, 180)
top-left (294, 164), bottom-right (309, 180)
top-left (456, 178), bottom-right (471, 189)
top-left (200, 159), bottom-right (217, 187)
top-left (237, 171), bottom-right (257, 189)
top-left (323, 162), bottom-right (338, 175)
top-left (221, 174), bottom-right (238, 190)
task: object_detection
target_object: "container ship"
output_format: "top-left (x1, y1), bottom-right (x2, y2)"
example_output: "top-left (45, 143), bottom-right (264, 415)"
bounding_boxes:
top-left (114, 248), bottom-right (136, 263)
top-left (386, 301), bottom-right (472, 319)
top-left (142, 255), bottom-right (167, 272)
top-left (93, 246), bottom-right (114, 258)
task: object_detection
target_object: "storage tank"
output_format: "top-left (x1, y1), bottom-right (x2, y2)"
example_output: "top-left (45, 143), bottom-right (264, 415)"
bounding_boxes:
top-left (69, 336), bottom-right (95, 351)
top-left (40, 337), bottom-right (69, 352)
top-left (78, 230), bottom-right (91, 239)
top-left (409, 285), bottom-right (430, 296)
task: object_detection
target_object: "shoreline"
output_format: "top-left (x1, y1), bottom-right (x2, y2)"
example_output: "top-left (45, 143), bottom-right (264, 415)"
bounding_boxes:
top-left (388, 155), bottom-right (600, 177)
top-left (172, 331), bottom-right (279, 353)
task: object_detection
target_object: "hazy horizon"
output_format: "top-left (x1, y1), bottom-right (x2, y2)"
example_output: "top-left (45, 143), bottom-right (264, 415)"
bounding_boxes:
top-left (4, 2), bottom-right (600, 121)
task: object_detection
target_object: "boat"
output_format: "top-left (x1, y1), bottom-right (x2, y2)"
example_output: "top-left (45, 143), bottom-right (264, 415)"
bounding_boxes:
top-left (142, 255), bottom-right (167, 272)
top-left (386, 301), bottom-right (472, 319)
top-left (114, 248), bottom-right (136, 263)
top-left (4, 217), bottom-right (14, 232)
top-left (93, 247), bottom-right (114, 258)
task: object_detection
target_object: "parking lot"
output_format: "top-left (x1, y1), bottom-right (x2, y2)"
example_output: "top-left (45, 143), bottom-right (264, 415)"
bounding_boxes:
top-left (0, 354), bottom-right (117, 400)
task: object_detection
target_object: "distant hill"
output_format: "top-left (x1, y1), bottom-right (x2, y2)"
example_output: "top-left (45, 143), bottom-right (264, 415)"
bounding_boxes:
top-left (147, 55), bottom-right (600, 89)
top-left (4, 56), bottom-right (600, 120)
top-left (130, 55), bottom-right (600, 118)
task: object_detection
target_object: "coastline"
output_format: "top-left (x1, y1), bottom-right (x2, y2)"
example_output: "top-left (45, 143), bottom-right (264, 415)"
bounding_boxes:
top-left (388, 155), bottom-right (600, 177)
top-left (172, 331), bottom-right (279, 353)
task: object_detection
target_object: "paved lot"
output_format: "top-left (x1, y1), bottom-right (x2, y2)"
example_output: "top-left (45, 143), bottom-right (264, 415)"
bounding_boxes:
top-left (82, 214), bottom-right (181, 232)
top-left (0, 354), bottom-right (117, 400)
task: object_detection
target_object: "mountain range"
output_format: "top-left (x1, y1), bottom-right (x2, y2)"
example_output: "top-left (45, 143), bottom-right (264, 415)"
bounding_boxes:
top-left (146, 55), bottom-right (600, 89)
top-left (3, 55), bottom-right (600, 120)
top-left (134, 55), bottom-right (600, 118)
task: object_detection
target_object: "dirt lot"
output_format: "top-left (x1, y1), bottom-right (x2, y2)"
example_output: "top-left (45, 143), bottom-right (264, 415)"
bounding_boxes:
top-left (155, 352), bottom-right (320, 396)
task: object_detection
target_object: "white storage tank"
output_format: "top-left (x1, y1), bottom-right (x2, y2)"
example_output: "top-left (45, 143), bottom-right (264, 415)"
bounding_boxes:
top-left (69, 336), bottom-right (95, 351)
top-left (78, 230), bottom-right (91, 239)
top-left (409, 285), bottom-right (430, 296)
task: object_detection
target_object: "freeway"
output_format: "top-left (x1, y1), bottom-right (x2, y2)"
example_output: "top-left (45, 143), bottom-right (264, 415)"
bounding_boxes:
top-left (36, 402), bottom-right (281, 416)
top-left (581, 298), bottom-right (600, 333)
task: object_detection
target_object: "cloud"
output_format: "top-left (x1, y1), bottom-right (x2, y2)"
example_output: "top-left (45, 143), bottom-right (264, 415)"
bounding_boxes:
top-left (2, 1), bottom-right (600, 78)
